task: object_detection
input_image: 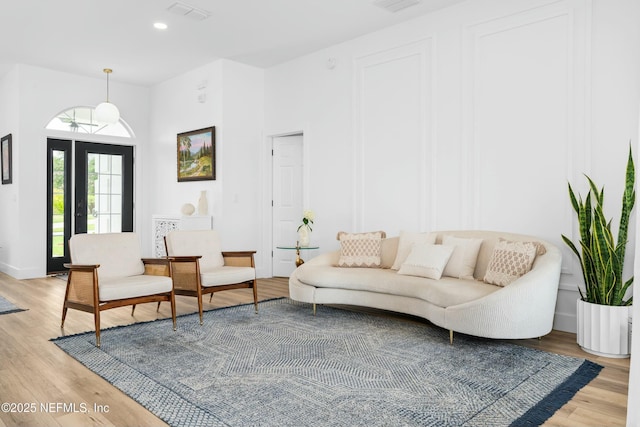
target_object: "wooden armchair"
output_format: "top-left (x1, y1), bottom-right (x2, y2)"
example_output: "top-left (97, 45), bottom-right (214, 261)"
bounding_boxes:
top-left (164, 230), bottom-right (258, 324)
top-left (61, 232), bottom-right (177, 347)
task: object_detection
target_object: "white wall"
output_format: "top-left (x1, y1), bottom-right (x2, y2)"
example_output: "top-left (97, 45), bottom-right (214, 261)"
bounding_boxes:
top-left (147, 59), bottom-right (265, 271)
top-left (147, 60), bottom-right (223, 256)
top-left (0, 65), bottom-right (150, 279)
top-left (263, 0), bottom-right (640, 333)
top-left (0, 66), bottom-right (20, 276)
top-left (629, 199), bottom-right (640, 426)
top-left (627, 104), bottom-right (640, 427)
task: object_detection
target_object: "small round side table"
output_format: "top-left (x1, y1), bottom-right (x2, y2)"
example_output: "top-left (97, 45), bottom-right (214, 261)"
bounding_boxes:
top-left (276, 242), bottom-right (320, 266)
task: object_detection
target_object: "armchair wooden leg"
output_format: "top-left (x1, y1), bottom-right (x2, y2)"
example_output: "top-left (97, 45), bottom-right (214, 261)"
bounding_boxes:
top-left (170, 292), bottom-right (177, 331)
top-left (252, 280), bottom-right (258, 314)
top-left (313, 303), bottom-right (316, 316)
top-left (198, 295), bottom-right (204, 326)
top-left (95, 311), bottom-right (101, 348)
top-left (209, 293), bottom-right (214, 303)
top-left (61, 305), bottom-right (68, 328)
top-left (157, 302), bottom-right (161, 312)
top-left (449, 330), bottom-right (454, 345)
top-left (131, 305), bottom-right (136, 316)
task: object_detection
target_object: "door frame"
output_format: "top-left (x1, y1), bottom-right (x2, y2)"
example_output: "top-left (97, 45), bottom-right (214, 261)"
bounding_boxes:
top-left (260, 127), bottom-right (310, 278)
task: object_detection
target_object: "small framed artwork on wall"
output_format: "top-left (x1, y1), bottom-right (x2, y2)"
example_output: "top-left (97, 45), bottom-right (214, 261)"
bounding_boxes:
top-left (177, 126), bottom-right (215, 182)
top-left (1, 133), bottom-right (12, 185)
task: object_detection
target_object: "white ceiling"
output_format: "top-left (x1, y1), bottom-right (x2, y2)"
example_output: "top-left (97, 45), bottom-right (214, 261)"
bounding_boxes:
top-left (0, 0), bottom-right (466, 86)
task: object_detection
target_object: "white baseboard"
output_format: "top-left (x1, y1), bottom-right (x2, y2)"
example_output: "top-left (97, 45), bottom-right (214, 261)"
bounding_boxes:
top-left (0, 262), bottom-right (43, 280)
top-left (553, 312), bottom-right (577, 333)
top-left (256, 268), bottom-right (272, 280)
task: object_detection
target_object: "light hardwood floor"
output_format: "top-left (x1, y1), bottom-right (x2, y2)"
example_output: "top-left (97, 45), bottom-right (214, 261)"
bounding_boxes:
top-left (0, 272), bottom-right (629, 426)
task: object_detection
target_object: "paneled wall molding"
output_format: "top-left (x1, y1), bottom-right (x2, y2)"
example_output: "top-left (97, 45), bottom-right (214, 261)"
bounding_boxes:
top-left (458, 0), bottom-right (592, 333)
top-left (353, 38), bottom-right (435, 233)
top-left (461, 0), bottom-right (591, 275)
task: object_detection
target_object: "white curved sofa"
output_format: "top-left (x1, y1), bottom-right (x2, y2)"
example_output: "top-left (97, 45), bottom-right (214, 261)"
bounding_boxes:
top-left (289, 230), bottom-right (562, 341)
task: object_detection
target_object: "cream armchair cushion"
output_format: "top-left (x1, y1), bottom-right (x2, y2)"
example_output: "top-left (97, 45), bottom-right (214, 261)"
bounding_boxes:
top-left (69, 232), bottom-right (145, 279)
top-left (201, 267), bottom-right (256, 287)
top-left (99, 275), bottom-right (173, 301)
top-left (164, 229), bottom-right (225, 272)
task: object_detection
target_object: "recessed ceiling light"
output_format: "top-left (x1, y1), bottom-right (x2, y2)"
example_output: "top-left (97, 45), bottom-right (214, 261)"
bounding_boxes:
top-left (154, 22), bottom-right (168, 30)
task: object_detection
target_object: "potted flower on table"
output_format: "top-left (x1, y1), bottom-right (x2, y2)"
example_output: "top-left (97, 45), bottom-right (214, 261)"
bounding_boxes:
top-left (297, 210), bottom-right (315, 247)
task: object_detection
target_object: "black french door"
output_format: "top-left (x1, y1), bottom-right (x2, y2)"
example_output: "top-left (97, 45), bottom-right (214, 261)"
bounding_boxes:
top-left (46, 139), bottom-right (72, 273)
top-left (74, 141), bottom-right (134, 234)
top-left (46, 139), bottom-right (134, 274)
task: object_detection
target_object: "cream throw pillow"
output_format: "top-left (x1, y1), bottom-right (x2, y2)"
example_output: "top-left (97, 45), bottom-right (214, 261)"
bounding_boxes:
top-left (337, 231), bottom-right (386, 268)
top-left (397, 243), bottom-right (454, 280)
top-left (483, 239), bottom-right (539, 286)
top-left (442, 235), bottom-right (483, 280)
top-left (391, 231), bottom-right (437, 270)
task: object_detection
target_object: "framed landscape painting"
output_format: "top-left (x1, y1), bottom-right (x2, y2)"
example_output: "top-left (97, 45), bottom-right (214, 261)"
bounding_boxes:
top-left (177, 126), bottom-right (215, 182)
top-left (1, 133), bottom-right (12, 185)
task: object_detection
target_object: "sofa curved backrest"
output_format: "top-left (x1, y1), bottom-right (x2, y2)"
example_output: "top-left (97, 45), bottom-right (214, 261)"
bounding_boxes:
top-left (433, 230), bottom-right (560, 280)
top-left (378, 230), bottom-right (560, 281)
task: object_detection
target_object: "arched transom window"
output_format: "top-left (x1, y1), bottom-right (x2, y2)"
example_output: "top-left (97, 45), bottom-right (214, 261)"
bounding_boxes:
top-left (46, 106), bottom-right (133, 138)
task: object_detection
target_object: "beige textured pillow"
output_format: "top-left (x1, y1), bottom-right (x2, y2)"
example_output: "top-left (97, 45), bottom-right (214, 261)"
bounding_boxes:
top-left (337, 231), bottom-right (386, 268)
top-left (391, 231), bottom-right (437, 270)
top-left (483, 240), bottom-right (539, 286)
top-left (442, 235), bottom-right (483, 280)
top-left (397, 243), bottom-right (454, 280)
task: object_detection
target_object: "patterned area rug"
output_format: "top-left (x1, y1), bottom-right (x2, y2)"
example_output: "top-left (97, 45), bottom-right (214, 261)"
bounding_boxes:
top-left (0, 295), bottom-right (25, 315)
top-left (52, 298), bottom-right (602, 427)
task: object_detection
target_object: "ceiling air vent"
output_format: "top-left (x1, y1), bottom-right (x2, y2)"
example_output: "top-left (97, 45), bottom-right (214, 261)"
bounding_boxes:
top-left (167, 2), bottom-right (211, 21)
top-left (372, 0), bottom-right (421, 13)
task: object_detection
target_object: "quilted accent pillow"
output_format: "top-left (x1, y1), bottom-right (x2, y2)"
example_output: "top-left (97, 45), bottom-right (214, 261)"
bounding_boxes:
top-left (337, 231), bottom-right (386, 268)
top-left (442, 235), bottom-right (483, 280)
top-left (397, 243), bottom-right (454, 280)
top-left (391, 231), bottom-right (437, 270)
top-left (483, 239), bottom-right (539, 286)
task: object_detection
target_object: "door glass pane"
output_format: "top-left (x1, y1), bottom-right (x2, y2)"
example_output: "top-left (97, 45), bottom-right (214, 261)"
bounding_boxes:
top-left (51, 150), bottom-right (66, 257)
top-left (87, 152), bottom-right (124, 234)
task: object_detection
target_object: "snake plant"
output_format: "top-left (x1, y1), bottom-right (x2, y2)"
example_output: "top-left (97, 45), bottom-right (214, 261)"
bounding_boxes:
top-left (561, 146), bottom-right (635, 306)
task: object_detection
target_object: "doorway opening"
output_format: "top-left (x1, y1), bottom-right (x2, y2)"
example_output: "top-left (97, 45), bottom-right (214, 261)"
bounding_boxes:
top-left (272, 134), bottom-right (304, 277)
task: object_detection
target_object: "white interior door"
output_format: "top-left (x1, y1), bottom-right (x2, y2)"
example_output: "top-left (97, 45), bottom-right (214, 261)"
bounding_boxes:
top-left (272, 134), bottom-right (303, 277)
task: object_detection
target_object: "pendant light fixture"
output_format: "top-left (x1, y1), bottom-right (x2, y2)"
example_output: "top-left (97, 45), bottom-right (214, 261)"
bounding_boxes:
top-left (95, 68), bottom-right (120, 124)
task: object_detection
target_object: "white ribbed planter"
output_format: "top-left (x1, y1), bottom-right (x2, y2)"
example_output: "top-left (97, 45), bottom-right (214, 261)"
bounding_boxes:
top-left (576, 299), bottom-right (632, 358)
